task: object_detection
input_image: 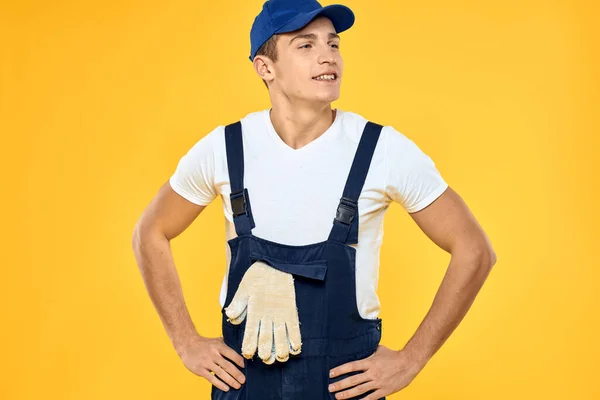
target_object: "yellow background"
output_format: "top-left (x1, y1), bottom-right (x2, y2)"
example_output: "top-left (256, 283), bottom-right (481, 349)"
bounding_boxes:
top-left (2, 0), bottom-right (598, 398)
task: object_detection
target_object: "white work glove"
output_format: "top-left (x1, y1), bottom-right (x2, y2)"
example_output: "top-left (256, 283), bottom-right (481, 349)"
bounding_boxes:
top-left (224, 261), bottom-right (302, 364)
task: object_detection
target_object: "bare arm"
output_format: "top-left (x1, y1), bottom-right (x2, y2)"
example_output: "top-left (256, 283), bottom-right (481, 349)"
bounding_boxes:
top-left (131, 180), bottom-right (245, 391)
top-left (402, 185), bottom-right (497, 368)
top-left (132, 180), bottom-right (206, 352)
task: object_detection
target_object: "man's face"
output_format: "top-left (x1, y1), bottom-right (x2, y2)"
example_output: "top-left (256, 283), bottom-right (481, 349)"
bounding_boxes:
top-left (268, 16), bottom-right (343, 104)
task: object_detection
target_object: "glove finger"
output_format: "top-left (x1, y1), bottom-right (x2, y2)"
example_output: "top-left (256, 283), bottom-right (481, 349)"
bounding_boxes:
top-left (274, 317), bottom-right (289, 362)
top-left (258, 318), bottom-right (274, 363)
top-left (228, 306), bottom-right (247, 325)
top-left (241, 305), bottom-right (259, 359)
top-left (263, 348), bottom-right (276, 365)
top-left (224, 285), bottom-right (249, 324)
top-left (286, 319), bottom-right (302, 355)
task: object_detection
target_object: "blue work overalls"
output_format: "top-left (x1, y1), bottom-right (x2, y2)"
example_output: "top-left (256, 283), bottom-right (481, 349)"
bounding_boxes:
top-left (212, 119), bottom-right (385, 400)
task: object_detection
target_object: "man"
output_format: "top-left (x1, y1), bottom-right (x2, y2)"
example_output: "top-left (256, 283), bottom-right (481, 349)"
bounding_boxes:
top-left (132, 0), bottom-right (497, 399)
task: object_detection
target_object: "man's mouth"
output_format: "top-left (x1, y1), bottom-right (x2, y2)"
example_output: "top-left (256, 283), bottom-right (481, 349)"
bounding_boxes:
top-left (312, 73), bottom-right (338, 82)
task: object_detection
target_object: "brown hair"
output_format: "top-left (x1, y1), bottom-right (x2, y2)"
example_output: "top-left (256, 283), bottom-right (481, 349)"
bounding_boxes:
top-left (255, 34), bottom-right (280, 89)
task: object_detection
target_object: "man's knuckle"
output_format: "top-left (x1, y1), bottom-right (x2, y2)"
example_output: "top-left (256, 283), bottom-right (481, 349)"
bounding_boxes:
top-left (223, 370), bottom-right (241, 388)
top-left (198, 370), bottom-right (209, 380)
top-left (220, 360), bottom-right (233, 370)
top-left (216, 374), bottom-right (233, 388)
top-left (215, 367), bottom-right (227, 379)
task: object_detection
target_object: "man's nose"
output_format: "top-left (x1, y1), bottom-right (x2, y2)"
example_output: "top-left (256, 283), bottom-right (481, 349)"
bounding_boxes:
top-left (317, 45), bottom-right (337, 64)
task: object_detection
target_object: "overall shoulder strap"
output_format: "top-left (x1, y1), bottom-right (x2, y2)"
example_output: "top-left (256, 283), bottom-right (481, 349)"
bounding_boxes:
top-left (328, 121), bottom-right (384, 245)
top-left (224, 121), bottom-right (255, 236)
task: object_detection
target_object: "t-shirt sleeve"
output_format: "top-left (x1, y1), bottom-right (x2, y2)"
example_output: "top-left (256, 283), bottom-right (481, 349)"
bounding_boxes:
top-left (168, 126), bottom-right (223, 206)
top-left (384, 126), bottom-right (449, 213)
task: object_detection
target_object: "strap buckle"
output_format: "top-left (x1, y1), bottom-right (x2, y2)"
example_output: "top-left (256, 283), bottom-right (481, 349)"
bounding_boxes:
top-left (333, 196), bottom-right (358, 226)
top-left (230, 189), bottom-right (248, 217)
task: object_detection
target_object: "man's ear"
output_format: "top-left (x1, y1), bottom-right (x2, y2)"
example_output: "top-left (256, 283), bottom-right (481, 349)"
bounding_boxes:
top-left (253, 56), bottom-right (275, 84)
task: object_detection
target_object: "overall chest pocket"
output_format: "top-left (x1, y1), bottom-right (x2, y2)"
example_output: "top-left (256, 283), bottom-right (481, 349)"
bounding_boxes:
top-left (248, 252), bottom-right (329, 339)
top-left (248, 252), bottom-right (328, 280)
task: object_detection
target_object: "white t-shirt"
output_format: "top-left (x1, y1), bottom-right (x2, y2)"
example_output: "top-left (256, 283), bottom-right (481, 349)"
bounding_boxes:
top-left (169, 108), bottom-right (448, 320)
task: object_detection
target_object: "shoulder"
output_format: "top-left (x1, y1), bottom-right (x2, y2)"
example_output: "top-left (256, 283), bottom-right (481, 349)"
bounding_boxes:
top-left (183, 124), bottom-right (225, 158)
top-left (337, 109), bottom-right (370, 144)
top-left (383, 125), bottom-right (428, 160)
top-left (239, 108), bottom-right (270, 133)
top-left (190, 108), bottom-right (269, 148)
top-left (339, 110), bottom-right (419, 157)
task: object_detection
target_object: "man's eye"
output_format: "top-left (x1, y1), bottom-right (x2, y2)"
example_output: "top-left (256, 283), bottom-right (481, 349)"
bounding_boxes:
top-left (299, 43), bottom-right (339, 49)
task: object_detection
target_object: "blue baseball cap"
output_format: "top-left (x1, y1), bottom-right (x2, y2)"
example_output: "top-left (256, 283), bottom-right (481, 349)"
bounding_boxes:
top-left (249, 0), bottom-right (355, 61)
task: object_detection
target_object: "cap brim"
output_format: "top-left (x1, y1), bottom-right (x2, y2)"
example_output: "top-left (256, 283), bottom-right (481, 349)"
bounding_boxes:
top-left (274, 4), bottom-right (355, 36)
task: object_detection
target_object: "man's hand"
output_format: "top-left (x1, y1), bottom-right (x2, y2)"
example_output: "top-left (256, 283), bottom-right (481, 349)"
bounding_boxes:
top-left (328, 345), bottom-right (423, 399)
top-left (178, 334), bottom-right (246, 392)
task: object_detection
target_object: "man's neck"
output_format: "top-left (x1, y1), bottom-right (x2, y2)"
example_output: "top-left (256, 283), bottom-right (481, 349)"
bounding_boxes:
top-left (268, 102), bottom-right (336, 150)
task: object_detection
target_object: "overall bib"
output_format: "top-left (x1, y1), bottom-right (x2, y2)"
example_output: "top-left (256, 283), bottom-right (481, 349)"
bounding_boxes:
top-left (212, 119), bottom-right (385, 400)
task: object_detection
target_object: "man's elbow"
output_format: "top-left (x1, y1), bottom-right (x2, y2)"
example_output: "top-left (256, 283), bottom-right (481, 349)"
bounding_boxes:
top-left (454, 238), bottom-right (497, 271)
top-left (132, 220), bottom-right (146, 249)
top-left (489, 247), bottom-right (497, 267)
top-left (131, 220), bottom-right (163, 251)
top-left (471, 241), bottom-right (497, 270)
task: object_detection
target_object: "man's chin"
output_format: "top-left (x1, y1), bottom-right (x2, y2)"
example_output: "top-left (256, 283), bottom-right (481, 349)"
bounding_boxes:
top-left (292, 90), bottom-right (340, 105)
top-left (321, 96), bottom-right (341, 104)
top-left (314, 91), bottom-right (341, 103)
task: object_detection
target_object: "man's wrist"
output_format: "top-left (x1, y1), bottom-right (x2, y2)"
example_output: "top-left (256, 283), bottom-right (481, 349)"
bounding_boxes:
top-left (398, 345), bottom-right (432, 371)
top-left (171, 328), bottom-right (200, 356)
